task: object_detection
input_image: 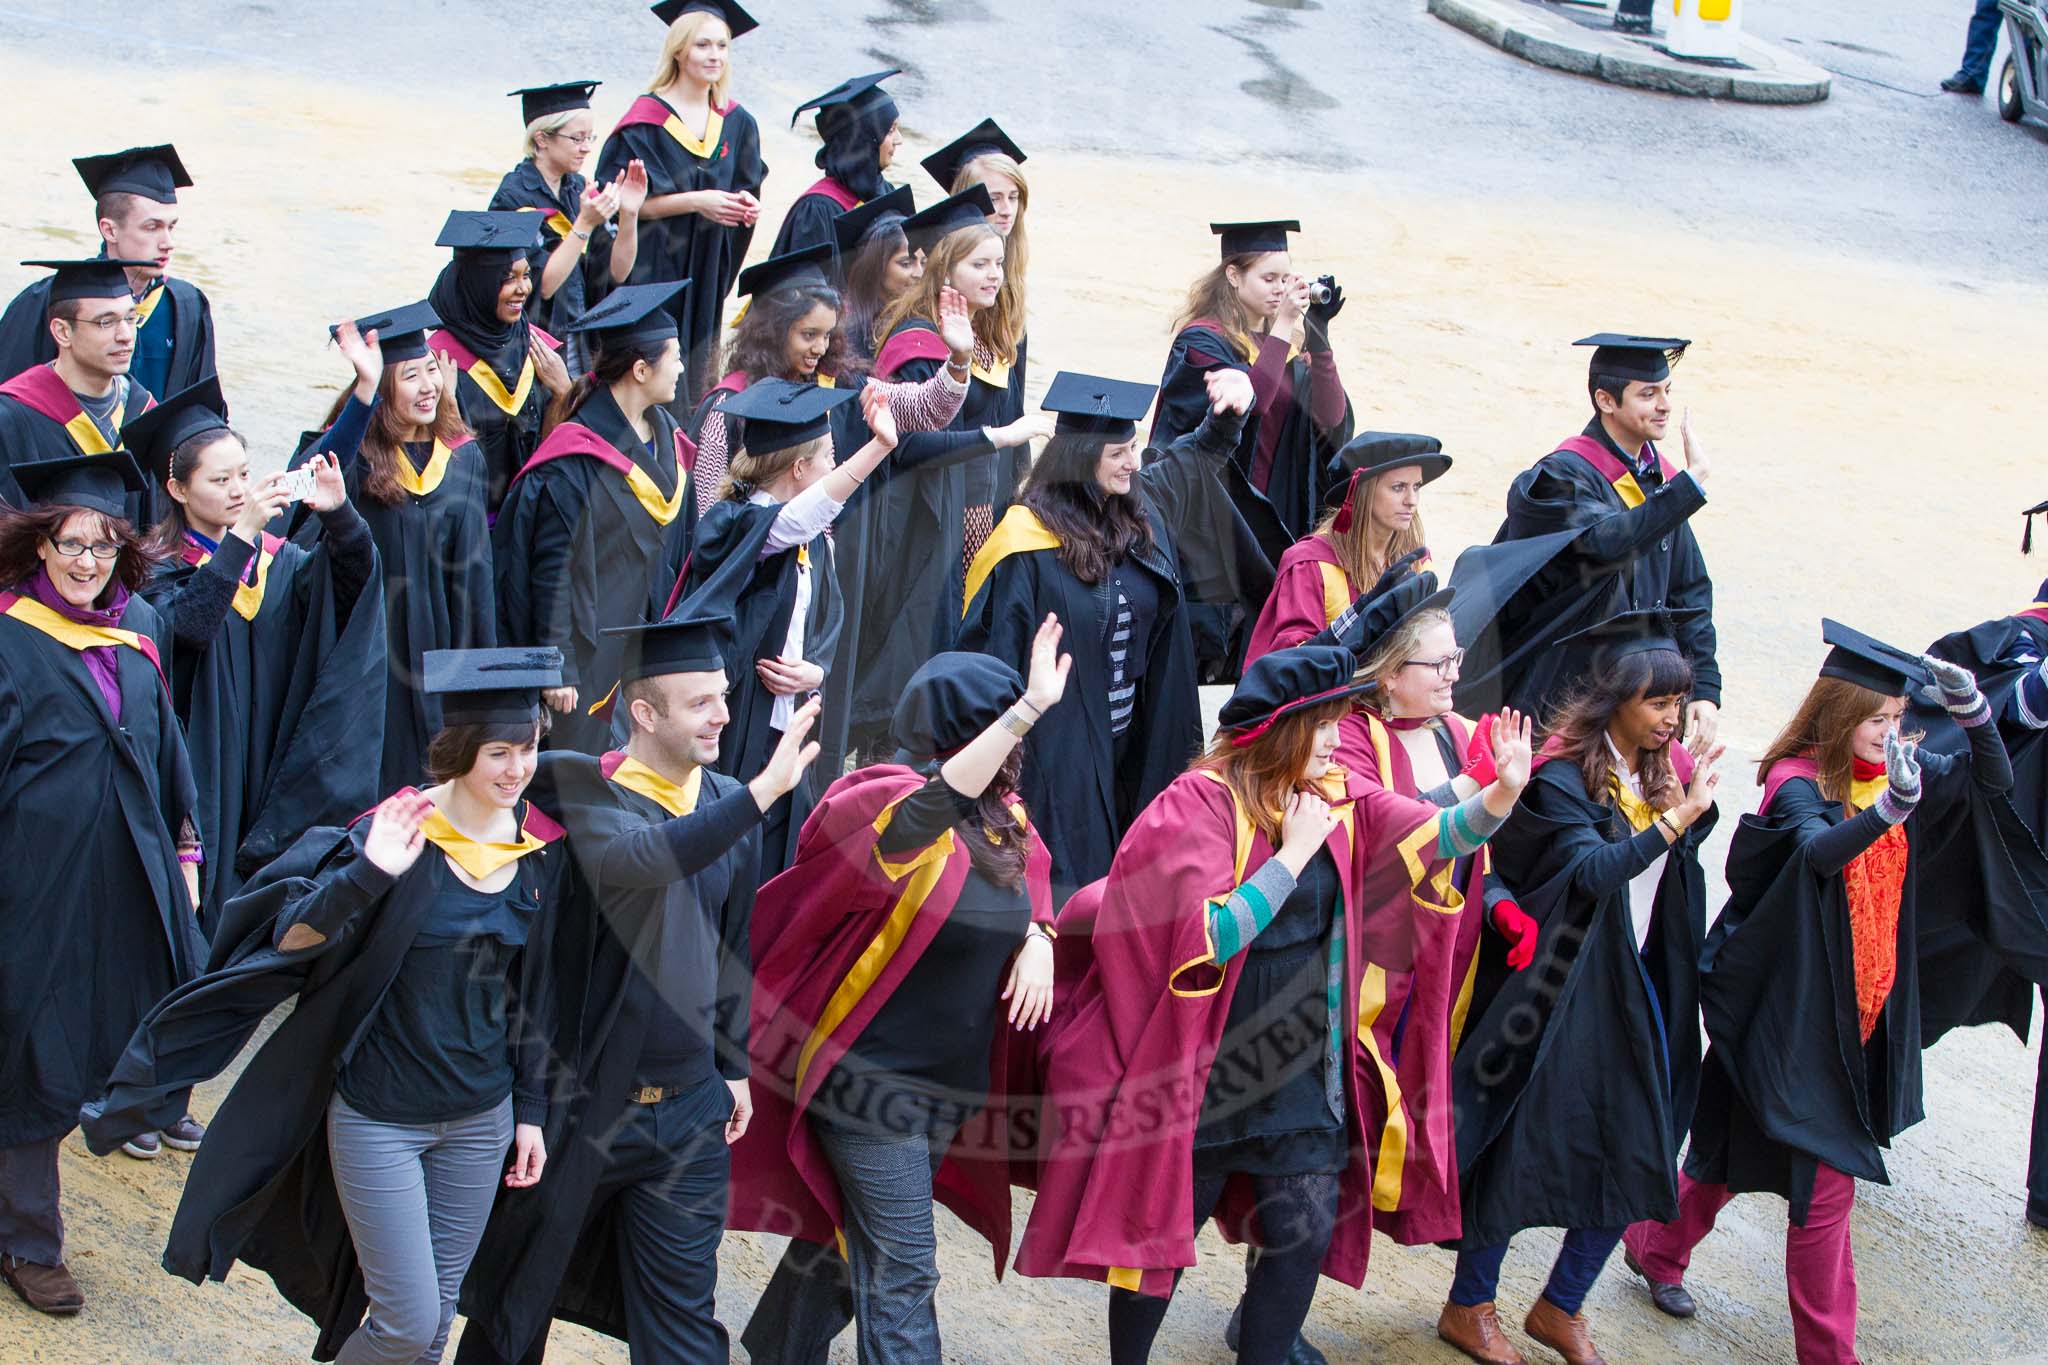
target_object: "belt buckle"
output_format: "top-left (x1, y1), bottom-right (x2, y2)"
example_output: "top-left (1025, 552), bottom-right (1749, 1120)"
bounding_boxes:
top-left (632, 1085), bottom-right (665, 1105)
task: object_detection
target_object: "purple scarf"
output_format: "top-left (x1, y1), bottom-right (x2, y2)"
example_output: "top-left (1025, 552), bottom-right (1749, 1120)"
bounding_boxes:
top-left (24, 565), bottom-right (132, 721)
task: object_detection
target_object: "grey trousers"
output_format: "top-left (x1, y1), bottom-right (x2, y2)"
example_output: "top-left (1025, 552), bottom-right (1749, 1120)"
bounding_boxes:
top-left (0, 1135), bottom-right (65, 1265)
top-left (327, 1094), bottom-right (513, 1365)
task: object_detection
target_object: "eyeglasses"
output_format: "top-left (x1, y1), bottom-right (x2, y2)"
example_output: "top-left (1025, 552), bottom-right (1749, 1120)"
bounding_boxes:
top-left (549, 131), bottom-right (598, 147)
top-left (48, 537), bottom-right (122, 560)
top-left (1399, 649), bottom-right (1465, 680)
top-left (72, 312), bottom-right (141, 334)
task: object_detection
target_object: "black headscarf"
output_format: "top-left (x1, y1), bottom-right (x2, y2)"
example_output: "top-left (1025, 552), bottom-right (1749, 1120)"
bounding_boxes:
top-left (816, 91), bottom-right (899, 203)
top-left (428, 247), bottom-right (529, 382)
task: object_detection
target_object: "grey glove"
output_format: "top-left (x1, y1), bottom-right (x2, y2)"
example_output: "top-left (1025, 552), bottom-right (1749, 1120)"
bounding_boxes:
top-left (1923, 653), bottom-right (1987, 722)
top-left (1873, 729), bottom-right (1923, 825)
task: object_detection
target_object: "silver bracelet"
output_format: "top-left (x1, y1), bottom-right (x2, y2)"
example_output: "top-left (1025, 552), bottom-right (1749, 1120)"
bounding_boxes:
top-left (999, 706), bottom-right (1034, 738)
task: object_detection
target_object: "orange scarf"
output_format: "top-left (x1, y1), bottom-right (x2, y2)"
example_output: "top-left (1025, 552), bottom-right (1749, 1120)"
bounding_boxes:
top-left (1842, 757), bottom-right (1908, 1040)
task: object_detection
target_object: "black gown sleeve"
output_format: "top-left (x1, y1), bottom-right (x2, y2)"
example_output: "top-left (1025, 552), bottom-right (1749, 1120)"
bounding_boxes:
top-left (714, 825), bottom-right (760, 1081)
top-left (312, 502), bottom-right (376, 618)
top-left (160, 535), bottom-right (258, 649)
top-left (875, 772), bottom-right (980, 858)
top-left (594, 786), bottom-right (764, 889)
top-left (1667, 524), bottom-right (1721, 706)
top-left (1507, 458), bottom-right (1706, 566)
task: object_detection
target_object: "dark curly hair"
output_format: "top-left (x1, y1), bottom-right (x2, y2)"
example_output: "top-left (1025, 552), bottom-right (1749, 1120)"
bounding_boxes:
top-left (720, 282), bottom-right (860, 384)
top-left (1021, 431), bottom-right (1154, 585)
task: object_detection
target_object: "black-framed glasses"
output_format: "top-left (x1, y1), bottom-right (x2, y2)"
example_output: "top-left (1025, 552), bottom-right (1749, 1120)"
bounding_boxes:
top-left (48, 537), bottom-right (122, 560)
top-left (1400, 648), bottom-right (1465, 680)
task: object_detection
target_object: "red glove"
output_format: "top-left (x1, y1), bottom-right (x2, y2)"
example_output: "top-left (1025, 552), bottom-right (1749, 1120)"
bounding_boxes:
top-left (1462, 713), bottom-right (1498, 788)
top-left (1491, 898), bottom-right (1538, 971)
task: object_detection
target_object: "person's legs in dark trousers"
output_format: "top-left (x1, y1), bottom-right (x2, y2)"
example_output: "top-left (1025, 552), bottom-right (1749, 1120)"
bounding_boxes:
top-left (0, 1136), bottom-right (65, 1267)
top-left (744, 1235), bottom-right (854, 1364)
top-left (1948, 0), bottom-right (2006, 89)
top-left (1447, 1239), bottom-right (1512, 1308)
top-left (1541, 1227), bottom-right (1625, 1315)
top-left (826, 1118), bottom-right (956, 1362)
top-left (1107, 1170), bottom-right (1229, 1364)
top-left (612, 1093), bottom-right (734, 1365)
top-left (1235, 1171), bottom-right (1340, 1363)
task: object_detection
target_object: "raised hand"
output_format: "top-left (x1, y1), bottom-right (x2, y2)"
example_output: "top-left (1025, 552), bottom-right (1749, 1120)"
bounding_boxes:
top-left (1680, 408), bottom-right (1709, 484)
top-left (1205, 365), bottom-right (1255, 416)
top-left (1490, 707), bottom-right (1534, 795)
top-left (1306, 275), bottom-right (1345, 325)
top-left (992, 411), bottom-right (1055, 450)
top-left (335, 318), bottom-right (383, 398)
top-left (577, 181), bottom-right (620, 232)
top-left (937, 285), bottom-right (974, 361)
top-left (616, 159), bottom-right (650, 218)
top-left (302, 452), bottom-right (350, 513)
top-left (363, 788), bottom-right (435, 876)
top-left (234, 471), bottom-right (297, 541)
top-left (751, 696), bottom-right (822, 807)
top-left (1680, 742), bottom-right (1726, 823)
top-left (859, 380), bottom-right (899, 449)
top-left (1023, 613), bottom-right (1073, 713)
top-left (530, 333), bottom-right (572, 399)
top-left (431, 348), bottom-right (459, 405)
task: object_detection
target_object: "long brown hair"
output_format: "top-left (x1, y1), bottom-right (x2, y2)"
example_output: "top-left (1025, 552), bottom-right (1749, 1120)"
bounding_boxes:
top-left (1020, 432), bottom-right (1154, 584)
top-left (874, 224), bottom-right (1021, 364)
top-left (1541, 648), bottom-right (1695, 812)
top-left (1755, 676), bottom-right (1913, 813)
top-left (319, 362), bottom-right (474, 507)
top-left (0, 503), bottom-right (159, 600)
top-left (1169, 252), bottom-right (1271, 356)
top-left (952, 154), bottom-right (1029, 325)
top-left (1195, 698), bottom-right (1352, 845)
top-left (961, 748), bottom-right (1030, 891)
top-left (722, 282), bottom-right (858, 384)
top-left (1313, 471), bottom-right (1426, 589)
top-left (842, 220), bottom-right (908, 356)
top-left (146, 427), bottom-right (247, 555)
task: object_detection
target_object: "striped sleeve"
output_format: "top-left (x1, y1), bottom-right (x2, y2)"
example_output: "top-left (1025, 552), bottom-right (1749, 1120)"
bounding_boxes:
top-left (1205, 857), bottom-right (1298, 965)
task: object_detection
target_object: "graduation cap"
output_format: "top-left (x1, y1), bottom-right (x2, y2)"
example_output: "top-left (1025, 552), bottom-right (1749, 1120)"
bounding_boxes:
top-left (604, 597), bottom-right (734, 683)
top-left (892, 652), bottom-right (1023, 759)
top-left (1212, 220), bottom-right (1300, 258)
top-left (651, 0), bottom-right (758, 37)
top-left (335, 300), bottom-right (440, 364)
top-left (1326, 432), bottom-right (1453, 534)
top-left (121, 376), bottom-right (231, 487)
top-left (73, 145), bottom-right (192, 203)
top-left (22, 258), bottom-right (157, 303)
top-left (1555, 607), bottom-right (1705, 669)
top-left (435, 210), bottom-right (544, 262)
top-left (1575, 333), bottom-right (1690, 385)
top-left (508, 80), bottom-right (600, 125)
top-left (902, 184), bottom-right (994, 254)
top-left (1349, 572), bottom-right (1455, 662)
top-left (721, 378), bottom-right (857, 457)
top-left (920, 117), bottom-right (1027, 190)
top-left (10, 450), bottom-right (147, 519)
top-left (565, 280), bottom-right (687, 348)
top-left (1218, 643), bottom-right (1371, 746)
top-left (833, 184), bottom-right (917, 254)
top-left (1042, 371), bottom-right (1154, 441)
top-left (792, 70), bottom-right (902, 135)
top-left (1818, 618), bottom-right (1935, 695)
top-left (2024, 498), bottom-right (2048, 555)
top-left (422, 647), bottom-right (564, 727)
top-left (736, 243), bottom-right (834, 299)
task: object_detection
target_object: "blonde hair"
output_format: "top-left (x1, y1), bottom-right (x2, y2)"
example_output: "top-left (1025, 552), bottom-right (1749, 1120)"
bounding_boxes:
top-left (953, 154), bottom-right (1029, 325)
top-left (719, 432), bottom-right (830, 502)
top-left (522, 110), bottom-right (581, 160)
top-left (1312, 471), bottom-right (1426, 589)
top-left (875, 225), bottom-right (1022, 364)
top-left (1356, 607), bottom-right (1453, 700)
top-left (648, 10), bottom-right (734, 105)
top-left (1169, 252), bottom-right (1274, 355)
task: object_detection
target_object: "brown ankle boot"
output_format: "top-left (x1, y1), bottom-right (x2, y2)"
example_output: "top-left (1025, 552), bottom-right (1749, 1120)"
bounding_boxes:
top-left (1, 1253), bottom-right (84, 1315)
top-left (1437, 1300), bottom-right (1527, 1364)
top-left (1523, 1296), bottom-right (1605, 1365)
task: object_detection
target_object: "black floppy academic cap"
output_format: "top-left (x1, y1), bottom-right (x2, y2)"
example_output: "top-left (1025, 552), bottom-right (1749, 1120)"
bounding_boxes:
top-left (2024, 498), bottom-right (2048, 555)
top-left (121, 376), bottom-right (231, 487)
top-left (73, 145), bottom-right (192, 203)
top-left (436, 211), bottom-right (544, 260)
top-left (1042, 371), bottom-right (1155, 440)
top-left (651, 0), bottom-right (758, 36)
top-left (422, 647), bottom-right (563, 727)
top-left (832, 185), bottom-right (916, 255)
top-left (22, 258), bottom-right (157, 304)
top-left (1218, 643), bottom-right (1371, 743)
top-left (792, 70), bottom-right (901, 131)
top-left (1556, 607), bottom-right (1705, 666)
top-left (1818, 618), bottom-right (1934, 695)
top-left (903, 184), bottom-right (994, 254)
top-left (1575, 333), bottom-right (1690, 385)
top-left (1326, 431), bottom-right (1452, 533)
top-left (892, 651), bottom-right (1024, 758)
top-left (1349, 573), bottom-right (1455, 662)
top-left (604, 599), bottom-right (734, 682)
top-left (736, 244), bottom-right (834, 299)
top-left (11, 450), bottom-right (147, 520)
top-left (1211, 220), bottom-right (1300, 258)
top-left (336, 300), bottom-right (440, 364)
top-left (721, 378), bottom-right (857, 457)
top-left (566, 281), bottom-right (687, 348)
top-left (508, 81), bottom-right (600, 125)
top-left (920, 118), bottom-right (1027, 190)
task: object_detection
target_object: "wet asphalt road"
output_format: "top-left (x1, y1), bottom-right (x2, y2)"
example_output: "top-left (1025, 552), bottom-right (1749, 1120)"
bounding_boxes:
top-left (3, 0), bottom-right (2043, 283)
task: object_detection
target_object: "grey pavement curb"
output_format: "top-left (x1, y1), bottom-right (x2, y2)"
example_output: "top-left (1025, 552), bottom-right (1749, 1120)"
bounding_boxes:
top-left (1428, 0), bottom-right (1832, 104)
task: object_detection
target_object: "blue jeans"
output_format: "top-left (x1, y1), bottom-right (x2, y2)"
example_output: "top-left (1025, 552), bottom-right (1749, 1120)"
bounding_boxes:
top-left (1961, 0), bottom-right (2005, 82)
top-left (1450, 1227), bottom-right (1626, 1317)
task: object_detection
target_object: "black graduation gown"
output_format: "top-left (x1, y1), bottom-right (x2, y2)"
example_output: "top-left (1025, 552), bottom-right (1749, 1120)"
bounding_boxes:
top-left (768, 184), bottom-right (854, 258)
top-left (1450, 757), bottom-right (1714, 1246)
top-left (0, 589), bottom-right (203, 1148)
top-left (596, 95), bottom-right (767, 405)
top-left (493, 388), bottom-right (694, 754)
top-left (1684, 723), bottom-right (2022, 1221)
top-left (1450, 421), bottom-right (1719, 718)
top-left (489, 160), bottom-right (617, 347)
top-left (78, 810), bottom-right (563, 1360)
top-left (455, 751), bottom-right (759, 1360)
top-left (955, 413), bottom-right (1246, 906)
top-left (0, 367), bottom-right (159, 522)
top-left (0, 274), bottom-right (215, 392)
top-left (142, 521), bottom-right (386, 935)
top-left (429, 326), bottom-right (552, 517)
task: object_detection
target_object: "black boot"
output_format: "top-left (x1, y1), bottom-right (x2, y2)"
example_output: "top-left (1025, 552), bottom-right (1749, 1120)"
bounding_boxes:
top-left (1224, 1297), bottom-right (1330, 1365)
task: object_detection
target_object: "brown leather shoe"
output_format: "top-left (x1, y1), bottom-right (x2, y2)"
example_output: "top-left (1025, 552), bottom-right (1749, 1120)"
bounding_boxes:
top-left (1437, 1300), bottom-right (1527, 1364)
top-left (1523, 1296), bottom-right (1605, 1364)
top-left (1, 1253), bottom-right (84, 1315)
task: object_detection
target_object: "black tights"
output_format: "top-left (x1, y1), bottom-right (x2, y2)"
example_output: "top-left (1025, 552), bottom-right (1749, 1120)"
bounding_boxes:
top-left (1105, 1168), bottom-right (1340, 1365)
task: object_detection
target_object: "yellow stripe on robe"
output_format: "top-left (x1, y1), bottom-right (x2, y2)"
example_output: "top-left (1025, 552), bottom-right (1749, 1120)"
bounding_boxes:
top-left (1317, 561), bottom-right (1351, 628)
top-left (1, 592), bottom-right (152, 655)
top-left (64, 398), bottom-right (122, 455)
top-left (960, 505), bottom-right (1060, 617)
top-left (394, 440), bottom-right (454, 497)
top-left (607, 756), bottom-right (703, 816)
top-left (420, 808), bottom-right (552, 880)
top-left (1355, 963), bottom-right (1409, 1211)
top-left (622, 460), bottom-right (688, 525)
top-left (464, 356), bottom-right (537, 416)
top-left (662, 106), bottom-right (727, 158)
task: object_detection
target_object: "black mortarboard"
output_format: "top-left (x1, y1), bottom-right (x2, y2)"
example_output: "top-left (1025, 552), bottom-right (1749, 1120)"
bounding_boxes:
top-left (422, 647), bottom-right (563, 727)
top-left (1575, 333), bottom-right (1690, 385)
top-left (508, 80), bottom-right (600, 125)
top-left (1818, 618), bottom-right (1934, 695)
top-left (22, 258), bottom-right (156, 304)
top-left (1218, 643), bottom-right (1371, 744)
top-left (736, 243), bottom-right (834, 299)
top-left (1212, 220), bottom-right (1300, 258)
top-left (73, 145), bottom-right (192, 203)
top-left (606, 598), bottom-right (733, 682)
top-left (121, 376), bottom-right (231, 487)
top-left (2024, 498), bottom-right (2048, 555)
top-left (10, 451), bottom-right (147, 519)
top-left (436, 210), bottom-right (544, 262)
top-left (1326, 431), bottom-right (1453, 533)
top-left (651, 0), bottom-right (758, 37)
top-left (902, 184), bottom-right (994, 254)
top-left (1350, 573), bottom-right (1456, 662)
top-left (1555, 607), bottom-right (1705, 666)
top-left (1042, 371), bottom-right (1155, 440)
top-left (920, 118), bottom-right (1027, 190)
top-left (565, 281), bottom-right (687, 347)
top-left (721, 378), bottom-right (857, 457)
top-left (792, 70), bottom-right (901, 132)
top-left (336, 300), bottom-right (440, 364)
top-left (892, 652), bottom-right (1023, 758)
top-left (832, 184), bottom-right (916, 254)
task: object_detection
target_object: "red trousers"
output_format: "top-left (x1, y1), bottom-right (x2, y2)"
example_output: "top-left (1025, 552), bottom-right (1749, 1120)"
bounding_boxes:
top-left (1624, 1167), bottom-right (1860, 1365)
